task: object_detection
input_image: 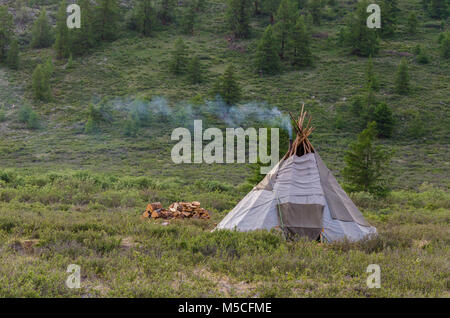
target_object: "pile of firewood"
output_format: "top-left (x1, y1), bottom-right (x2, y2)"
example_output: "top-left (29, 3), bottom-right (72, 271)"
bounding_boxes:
top-left (142, 201), bottom-right (210, 220)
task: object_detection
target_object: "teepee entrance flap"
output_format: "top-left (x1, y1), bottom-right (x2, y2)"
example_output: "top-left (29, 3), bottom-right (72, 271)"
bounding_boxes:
top-left (277, 203), bottom-right (324, 240)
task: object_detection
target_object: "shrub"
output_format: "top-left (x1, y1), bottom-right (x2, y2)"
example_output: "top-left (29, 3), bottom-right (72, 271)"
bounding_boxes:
top-left (17, 105), bottom-right (40, 130)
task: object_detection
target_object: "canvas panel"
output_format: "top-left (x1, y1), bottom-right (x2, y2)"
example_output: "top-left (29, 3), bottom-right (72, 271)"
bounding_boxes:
top-left (255, 160), bottom-right (284, 191)
top-left (277, 203), bottom-right (324, 240)
top-left (314, 153), bottom-right (369, 227)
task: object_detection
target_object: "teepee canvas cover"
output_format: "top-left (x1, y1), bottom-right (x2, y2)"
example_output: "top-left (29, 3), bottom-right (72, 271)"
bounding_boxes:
top-left (215, 107), bottom-right (377, 242)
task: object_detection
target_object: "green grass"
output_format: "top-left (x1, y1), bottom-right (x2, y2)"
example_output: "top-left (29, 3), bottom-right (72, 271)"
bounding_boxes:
top-left (0, 0), bottom-right (449, 297)
top-left (0, 170), bottom-right (448, 297)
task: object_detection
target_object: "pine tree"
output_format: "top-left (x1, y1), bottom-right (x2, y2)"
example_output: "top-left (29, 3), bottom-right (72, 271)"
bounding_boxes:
top-left (158, 0), bottom-right (176, 25)
top-left (227, 0), bottom-right (252, 39)
top-left (414, 45), bottom-right (430, 64)
top-left (95, 0), bottom-right (120, 41)
top-left (340, 0), bottom-right (379, 57)
top-left (261, 0), bottom-right (281, 24)
top-left (54, 0), bottom-right (71, 59)
top-left (407, 12), bottom-right (418, 35)
top-left (32, 63), bottom-right (51, 101)
top-left (31, 9), bottom-right (53, 48)
top-left (342, 121), bottom-right (390, 196)
top-left (213, 65), bottom-right (241, 105)
top-left (395, 58), bottom-right (410, 95)
top-left (274, 0), bottom-right (298, 59)
top-left (70, 0), bottom-right (95, 55)
top-left (291, 15), bottom-right (312, 67)
top-left (366, 57), bottom-right (379, 91)
top-left (187, 55), bottom-right (203, 84)
top-left (169, 38), bottom-right (188, 75)
top-left (136, 0), bottom-right (156, 36)
top-left (373, 102), bottom-right (395, 138)
top-left (255, 25), bottom-right (280, 75)
top-left (181, 2), bottom-right (196, 35)
top-left (0, 5), bottom-right (13, 62)
top-left (439, 31), bottom-right (450, 59)
top-left (6, 37), bottom-right (19, 69)
top-left (379, 0), bottom-right (399, 37)
top-left (307, 0), bottom-right (322, 26)
top-left (429, 0), bottom-right (449, 19)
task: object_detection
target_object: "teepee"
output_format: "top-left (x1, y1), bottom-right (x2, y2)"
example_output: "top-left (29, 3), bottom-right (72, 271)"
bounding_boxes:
top-left (215, 106), bottom-right (377, 242)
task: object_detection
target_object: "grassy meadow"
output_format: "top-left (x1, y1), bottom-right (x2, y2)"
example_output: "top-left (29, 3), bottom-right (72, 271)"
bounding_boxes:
top-left (0, 0), bottom-right (449, 297)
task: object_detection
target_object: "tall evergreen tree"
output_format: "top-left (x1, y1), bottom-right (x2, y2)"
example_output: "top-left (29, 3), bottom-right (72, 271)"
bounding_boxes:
top-left (227, 0), bottom-right (252, 39)
top-left (31, 9), bottom-right (53, 48)
top-left (158, 0), bottom-right (176, 25)
top-left (373, 102), bottom-right (395, 138)
top-left (261, 0), bottom-right (281, 24)
top-left (213, 65), bottom-right (241, 105)
top-left (340, 0), bottom-right (379, 57)
top-left (181, 2), bottom-right (196, 35)
top-left (0, 6), bottom-right (13, 62)
top-left (366, 57), bottom-right (379, 91)
top-left (407, 12), bottom-right (418, 35)
top-left (379, 0), bottom-right (399, 37)
top-left (95, 0), bottom-right (120, 41)
top-left (187, 55), bottom-right (203, 84)
top-left (342, 121), bottom-right (390, 196)
top-left (136, 0), bottom-right (156, 36)
top-left (169, 38), bottom-right (188, 75)
top-left (429, 0), bottom-right (449, 19)
top-left (32, 63), bottom-right (51, 101)
top-left (70, 0), bottom-right (96, 55)
top-left (274, 0), bottom-right (297, 59)
top-left (395, 58), bottom-right (410, 94)
top-left (54, 0), bottom-right (71, 59)
top-left (307, 0), bottom-right (322, 26)
top-left (439, 31), bottom-right (450, 59)
top-left (291, 15), bottom-right (312, 67)
top-left (255, 25), bottom-right (280, 75)
top-left (6, 37), bottom-right (19, 69)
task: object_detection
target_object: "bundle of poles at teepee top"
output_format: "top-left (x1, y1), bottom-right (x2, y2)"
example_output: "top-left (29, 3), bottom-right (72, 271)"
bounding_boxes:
top-left (284, 104), bottom-right (315, 159)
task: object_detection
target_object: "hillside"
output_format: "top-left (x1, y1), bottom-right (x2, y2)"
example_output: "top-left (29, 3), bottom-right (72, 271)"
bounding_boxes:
top-left (0, 0), bottom-right (449, 297)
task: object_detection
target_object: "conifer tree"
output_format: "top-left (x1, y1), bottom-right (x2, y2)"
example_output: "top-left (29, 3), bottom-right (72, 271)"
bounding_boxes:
top-left (439, 31), bottom-right (450, 59)
top-left (136, 0), bottom-right (156, 36)
top-left (407, 12), bottom-right (418, 35)
top-left (340, 0), bottom-right (379, 57)
top-left (158, 0), bottom-right (176, 25)
top-left (95, 0), bottom-right (120, 41)
top-left (169, 38), bottom-right (188, 75)
top-left (6, 37), bottom-right (19, 69)
top-left (291, 15), bottom-right (312, 67)
top-left (379, 0), bottom-right (399, 37)
top-left (373, 102), bottom-right (395, 138)
top-left (395, 58), bottom-right (410, 95)
top-left (32, 63), bottom-right (51, 101)
top-left (31, 9), bottom-right (53, 48)
top-left (307, 0), bottom-right (322, 26)
top-left (261, 0), bottom-right (281, 24)
top-left (213, 65), bottom-right (241, 105)
top-left (274, 0), bottom-right (297, 59)
top-left (187, 55), bottom-right (203, 84)
top-left (70, 0), bottom-right (96, 55)
top-left (54, 0), bottom-right (71, 59)
top-left (0, 5), bottom-right (13, 62)
top-left (227, 0), bottom-right (252, 39)
top-left (342, 121), bottom-right (390, 196)
top-left (181, 2), bottom-right (196, 35)
top-left (255, 25), bottom-right (280, 75)
top-left (366, 57), bottom-right (379, 91)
